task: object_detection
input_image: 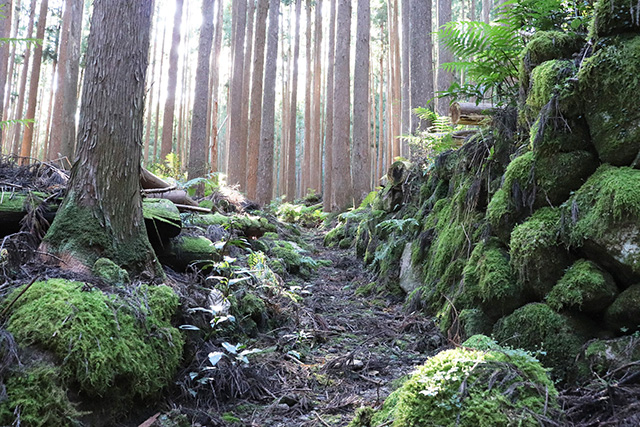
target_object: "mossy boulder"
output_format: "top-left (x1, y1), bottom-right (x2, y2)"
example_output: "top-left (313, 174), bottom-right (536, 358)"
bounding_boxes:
top-left (581, 335), bottom-right (640, 377)
top-left (457, 309), bottom-right (493, 340)
top-left (399, 242), bottom-right (422, 293)
top-left (604, 284), bottom-right (640, 332)
top-left (3, 279), bottom-right (183, 418)
top-left (381, 160), bottom-right (413, 212)
top-left (463, 240), bottom-right (524, 319)
top-left (486, 188), bottom-right (515, 243)
top-left (159, 234), bottom-right (220, 271)
top-left (92, 257), bottom-right (130, 286)
top-left (562, 165), bottom-right (640, 285)
top-left (530, 114), bottom-right (592, 155)
top-left (493, 303), bottom-right (584, 380)
top-left (142, 198), bottom-right (182, 240)
top-left (510, 208), bottom-right (572, 299)
top-left (578, 37), bottom-right (640, 166)
top-left (590, 0), bottom-right (640, 37)
top-left (363, 336), bottom-right (558, 427)
top-left (546, 259), bottom-right (618, 313)
top-left (525, 59), bottom-right (577, 122)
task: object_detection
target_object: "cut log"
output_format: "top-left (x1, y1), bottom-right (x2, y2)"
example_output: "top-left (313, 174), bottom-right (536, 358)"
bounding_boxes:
top-left (140, 167), bottom-right (200, 207)
top-left (450, 102), bottom-right (495, 126)
top-left (157, 234), bottom-right (221, 272)
top-left (142, 198), bottom-right (182, 242)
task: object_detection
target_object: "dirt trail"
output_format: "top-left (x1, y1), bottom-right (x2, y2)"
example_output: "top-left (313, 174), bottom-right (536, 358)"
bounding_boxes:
top-left (218, 230), bottom-right (447, 426)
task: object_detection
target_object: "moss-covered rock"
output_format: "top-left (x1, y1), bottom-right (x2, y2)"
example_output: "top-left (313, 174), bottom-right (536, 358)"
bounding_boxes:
top-left (510, 208), bottom-right (571, 299)
top-left (590, 0), bottom-right (640, 37)
top-left (605, 284), bottom-right (640, 332)
top-left (486, 188), bottom-right (515, 243)
top-left (92, 257), bottom-right (130, 286)
top-left (363, 336), bottom-right (558, 427)
top-left (3, 279), bottom-right (183, 415)
top-left (493, 303), bottom-right (584, 380)
top-left (0, 363), bottom-right (83, 426)
top-left (546, 259), bottom-right (618, 313)
top-left (525, 59), bottom-right (577, 122)
top-left (159, 234), bottom-right (220, 271)
top-left (578, 37), bottom-right (640, 165)
top-left (581, 335), bottom-right (640, 377)
top-left (562, 165), bottom-right (640, 284)
top-left (142, 198), bottom-right (182, 240)
top-left (463, 240), bottom-right (524, 319)
top-left (457, 309), bottom-right (493, 340)
top-left (530, 114), bottom-right (592, 156)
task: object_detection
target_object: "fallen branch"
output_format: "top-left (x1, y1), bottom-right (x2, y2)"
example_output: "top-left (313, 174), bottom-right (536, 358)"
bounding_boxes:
top-left (173, 204), bottom-right (212, 214)
top-left (0, 276), bottom-right (39, 321)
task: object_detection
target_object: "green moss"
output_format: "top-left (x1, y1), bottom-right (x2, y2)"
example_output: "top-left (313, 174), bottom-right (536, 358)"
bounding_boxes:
top-left (520, 31), bottom-right (583, 87)
top-left (142, 198), bottom-right (181, 238)
top-left (184, 212), bottom-right (230, 227)
top-left (463, 241), bottom-right (523, 319)
top-left (605, 284), bottom-right (640, 332)
top-left (369, 339), bottom-right (558, 426)
top-left (563, 165), bottom-right (640, 246)
top-left (92, 257), bottom-right (130, 286)
top-left (458, 309), bottom-right (493, 340)
top-left (339, 237), bottom-right (353, 249)
top-left (236, 292), bottom-right (267, 333)
top-left (509, 207), bottom-right (570, 298)
top-left (324, 222), bottom-right (346, 247)
top-left (5, 279), bottom-right (183, 406)
top-left (159, 235), bottom-right (220, 271)
top-left (0, 364), bottom-right (83, 426)
top-left (582, 335), bottom-right (640, 378)
top-left (526, 59), bottom-right (576, 122)
top-left (546, 259), bottom-right (618, 313)
top-left (348, 407), bottom-right (375, 427)
top-left (590, 0), bottom-right (640, 37)
top-left (493, 303), bottom-right (583, 380)
top-left (578, 37), bottom-right (640, 165)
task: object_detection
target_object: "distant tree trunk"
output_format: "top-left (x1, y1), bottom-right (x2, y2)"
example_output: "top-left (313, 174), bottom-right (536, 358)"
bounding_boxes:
top-left (286, 0), bottom-right (302, 201)
top-left (19, 0), bottom-right (48, 163)
top-left (239, 0), bottom-right (254, 183)
top-left (377, 49), bottom-right (384, 181)
top-left (1, 0), bottom-right (20, 145)
top-left (302, 0), bottom-right (312, 197)
top-left (153, 24), bottom-right (167, 164)
top-left (331, 0), bottom-right (352, 211)
top-left (209, 0), bottom-right (224, 173)
top-left (322, 0), bottom-right (336, 212)
top-left (279, 13), bottom-right (290, 197)
top-left (247, 0), bottom-right (269, 199)
top-left (471, 0), bottom-right (477, 20)
top-left (483, 0), bottom-right (491, 23)
top-left (187, 0), bottom-right (215, 179)
top-left (160, 0), bottom-right (184, 161)
top-left (352, 0), bottom-right (370, 205)
top-left (310, 0), bottom-right (322, 193)
top-left (410, 0), bottom-right (434, 133)
top-left (437, 0), bottom-right (453, 115)
top-left (48, 0), bottom-right (83, 164)
top-left (0, 0), bottom-right (12, 152)
top-left (400, 0), bottom-right (410, 152)
top-left (387, 0), bottom-right (401, 159)
top-left (11, 0), bottom-right (36, 155)
top-left (227, 0), bottom-right (248, 188)
top-left (42, 0), bottom-right (160, 277)
top-left (256, 0), bottom-right (280, 204)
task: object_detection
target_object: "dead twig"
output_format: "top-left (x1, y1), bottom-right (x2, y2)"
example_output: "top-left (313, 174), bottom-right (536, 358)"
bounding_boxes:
top-left (0, 276), bottom-right (39, 321)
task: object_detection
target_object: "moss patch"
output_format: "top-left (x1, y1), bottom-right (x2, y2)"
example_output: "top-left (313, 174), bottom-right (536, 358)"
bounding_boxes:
top-left (4, 279), bottom-right (183, 408)
top-left (605, 284), bottom-right (640, 333)
top-left (546, 259), bottom-right (618, 313)
top-left (590, 0), bottom-right (640, 37)
top-left (493, 303), bottom-right (584, 380)
top-left (366, 336), bottom-right (558, 426)
top-left (92, 257), bottom-right (130, 286)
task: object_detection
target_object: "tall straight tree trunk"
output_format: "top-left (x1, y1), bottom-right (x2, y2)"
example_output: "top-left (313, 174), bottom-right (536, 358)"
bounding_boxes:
top-left (256, 0), bottom-right (280, 204)
top-left (187, 0), bottom-right (215, 179)
top-left (352, 0), bottom-right (370, 205)
top-left (19, 0), bottom-right (48, 163)
top-left (0, 0), bottom-right (12, 151)
top-left (410, 0), bottom-right (434, 133)
top-left (144, 7), bottom-right (159, 166)
top-left (153, 24), bottom-right (168, 164)
top-left (42, 0), bottom-right (160, 276)
top-left (400, 0), bottom-right (410, 151)
top-left (286, 0), bottom-right (302, 201)
top-left (301, 0), bottom-right (312, 196)
top-left (471, 0), bottom-right (477, 20)
top-left (48, 0), bottom-right (83, 163)
top-left (227, 0), bottom-right (248, 188)
top-left (387, 0), bottom-right (401, 159)
top-left (209, 0), bottom-right (224, 173)
top-left (310, 0), bottom-right (322, 193)
top-left (437, 0), bottom-right (453, 115)
top-left (377, 42), bottom-right (384, 181)
top-left (1, 0), bottom-right (20, 144)
top-left (160, 0), bottom-right (184, 161)
top-left (331, 0), bottom-right (352, 211)
top-left (239, 0), bottom-right (255, 181)
top-left (246, 0), bottom-right (269, 199)
top-left (11, 0), bottom-right (36, 155)
top-left (279, 15), bottom-right (289, 197)
top-left (322, 0), bottom-right (336, 212)
top-left (483, 0), bottom-right (491, 22)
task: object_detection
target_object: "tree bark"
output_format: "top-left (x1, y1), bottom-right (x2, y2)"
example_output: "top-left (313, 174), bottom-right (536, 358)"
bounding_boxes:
top-left (19, 0), bottom-right (48, 163)
top-left (410, 0), bottom-right (434, 133)
top-left (352, 0), bottom-right (370, 205)
top-left (247, 0), bottom-right (269, 199)
top-left (483, 0), bottom-right (491, 23)
top-left (209, 0), bottom-right (224, 173)
top-left (188, 0), bottom-right (215, 179)
top-left (310, 0), bottom-right (323, 193)
top-left (1, 0), bottom-right (20, 146)
top-left (256, 0), bottom-right (280, 205)
top-left (42, 0), bottom-right (160, 277)
top-left (286, 0), bottom-right (302, 201)
top-left (160, 0), bottom-right (184, 161)
top-left (322, 0), bottom-right (336, 212)
top-left (227, 0), bottom-right (248, 188)
top-left (302, 0), bottom-right (312, 197)
top-left (387, 0), bottom-right (401, 158)
top-left (436, 0), bottom-right (454, 115)
top-left (400, 0), bottom-right (410, 152)
top-left (48, 0), bottom-right (83, 164)
top-left (0, 0), bottom-right (12, 152)
top-left (450, 101), bottom-right (494, 125)
top-left (331, 0), bottom-right (352, 211)
top-left (153, 24), bottom-right (167, 164)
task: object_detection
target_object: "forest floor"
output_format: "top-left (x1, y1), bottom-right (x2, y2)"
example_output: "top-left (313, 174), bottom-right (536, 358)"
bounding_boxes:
top-left (201, 229), bottom-right (448, 427)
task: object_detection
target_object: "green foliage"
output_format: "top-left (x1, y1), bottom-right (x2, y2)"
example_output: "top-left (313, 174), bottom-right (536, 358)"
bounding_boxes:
top-left (366, 337), bottom-right (558, 426)
top-left (4, 279), bottom-right (183, 406)
top-left (404, 109), bottom-right (460, 164)
top-left (276, 202), bottom-right (327, 227)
